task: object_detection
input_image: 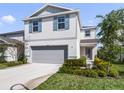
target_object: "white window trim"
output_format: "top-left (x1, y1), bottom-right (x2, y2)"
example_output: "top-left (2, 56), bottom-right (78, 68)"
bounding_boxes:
top-left (57, 15), bottom-right (66, 31)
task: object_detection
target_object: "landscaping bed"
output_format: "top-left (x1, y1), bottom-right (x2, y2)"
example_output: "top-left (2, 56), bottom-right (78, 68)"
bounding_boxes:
top-left (36, 57), bottom-right (123, 90)
top-left (59, 57), bottom-right (119, 78)
top-left (36, 64), bottom-right (124, 90)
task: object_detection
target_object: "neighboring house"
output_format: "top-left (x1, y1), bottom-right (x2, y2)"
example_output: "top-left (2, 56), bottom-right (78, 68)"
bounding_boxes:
top-left (0, 30), bottom-right (24, 61)
top-left (0, 30), bottom-right (24, 42)
top-left (0, 4), bottom-right (97, 64)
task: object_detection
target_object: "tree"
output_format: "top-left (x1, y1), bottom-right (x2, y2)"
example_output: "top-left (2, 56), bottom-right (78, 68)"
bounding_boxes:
top-left (0, 45), bottom-right (7, 61)
top-left (96, 9), bottom-right (124, 63)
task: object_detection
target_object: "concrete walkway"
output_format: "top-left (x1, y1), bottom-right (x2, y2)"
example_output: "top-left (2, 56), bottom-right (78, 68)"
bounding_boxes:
top-left (0, 63), bottom-right (61, 90)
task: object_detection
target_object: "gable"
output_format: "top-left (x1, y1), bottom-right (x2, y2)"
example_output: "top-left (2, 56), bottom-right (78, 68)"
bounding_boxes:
top-left (30, 4), bottom-right (73, 17)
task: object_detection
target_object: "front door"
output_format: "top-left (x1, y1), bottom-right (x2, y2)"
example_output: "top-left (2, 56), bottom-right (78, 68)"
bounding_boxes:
top-left (85, 47), bottom-right (92, 60)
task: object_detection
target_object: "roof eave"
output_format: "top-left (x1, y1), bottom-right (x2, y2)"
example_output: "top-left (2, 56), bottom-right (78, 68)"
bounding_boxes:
top-left (23, 10), bottom-right (80, 21)
top-left (81, 26), bottom-right (97, 30)
top-left (27, 4), bottom-right (74, 18)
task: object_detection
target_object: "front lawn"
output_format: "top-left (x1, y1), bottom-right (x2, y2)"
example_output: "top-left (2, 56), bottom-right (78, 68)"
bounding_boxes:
top-left (0, 64), bottom-right (8, 69)
top-left (36, 64), bottom-right (124, 90)
top-left (0, 61), bottom-right (27, 69)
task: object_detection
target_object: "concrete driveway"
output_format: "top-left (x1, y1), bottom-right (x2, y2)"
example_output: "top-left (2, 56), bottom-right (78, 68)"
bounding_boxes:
top-left (0, 63), bottom-right (61, 90)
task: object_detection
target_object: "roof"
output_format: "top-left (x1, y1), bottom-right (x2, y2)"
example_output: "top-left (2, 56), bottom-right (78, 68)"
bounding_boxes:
top-left (29, 4), bottom-right (73, 18)
top-left (0, 30), bottom-right (24, 36)
top-left (23, 10), bottom-right (80, 21)
top-left (80, 39), bottom-right (98, 43)
top-left (82, 26), bottom-right (96, 30)
top-left (23, 4), bottom-right (82, 30)
top-left (0, 36), bottom-right (23, 46)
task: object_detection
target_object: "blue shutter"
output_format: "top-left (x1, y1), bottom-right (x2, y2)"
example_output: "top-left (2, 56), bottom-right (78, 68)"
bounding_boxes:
top-left (38, 19), bottom-right (42, 32)
top-left (53, 16), bottom-right (58, 31)
top-left (65, 15), bottom-right (69, 30)
top-left (29, 21), bottom-right (32, 33)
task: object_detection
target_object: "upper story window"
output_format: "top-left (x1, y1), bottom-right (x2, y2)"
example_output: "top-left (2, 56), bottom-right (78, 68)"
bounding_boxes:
top-left (85, 29), bottom-right (91, 37)
top-left (58, 16), bottom-right (65, 30)
top-left (29, 19), bottom-right (42, 33)
top-left (33, 21), bottom-right (39, 32)
top-left (53, 15), bottom-right (69, 31)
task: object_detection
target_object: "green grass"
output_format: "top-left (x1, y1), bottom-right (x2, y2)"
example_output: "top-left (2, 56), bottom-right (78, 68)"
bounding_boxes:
top-left (0, 61), bottom-right (27, 69)
top-left (0, 64), bottom-right (8, 69)
top-left (36, 64), bottom-right (124, 90)
top-left (113, 64), bottom-right (124, 76)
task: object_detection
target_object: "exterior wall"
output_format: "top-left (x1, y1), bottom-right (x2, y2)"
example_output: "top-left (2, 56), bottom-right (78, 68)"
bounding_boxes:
top-left (80, 47), bottom-right (85, 56)
top-left (92, 46), bottom-right (97, 60)
top-left (24, 13), bottom-right (81, 63)
top-left (4, 46), bottom-right (17, 62)
top-left (80, 28), bottom-right (96, 40)
top-left (5, 34), bottom-right (24, 42)
top-left (24, 6), bottom-right (97, 63)
top-left (25, 14), bottom-right (77, 41)
top-left (76, 15), bottom-right (81, 59)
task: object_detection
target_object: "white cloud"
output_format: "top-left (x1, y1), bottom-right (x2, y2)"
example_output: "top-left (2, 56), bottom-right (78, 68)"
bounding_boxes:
top-left (1, 15), bottom-right (16, 24)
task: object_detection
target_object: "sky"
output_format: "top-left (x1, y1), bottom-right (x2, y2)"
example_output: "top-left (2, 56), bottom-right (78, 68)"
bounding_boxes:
top-left (0, 3), bottom-right (124, 33)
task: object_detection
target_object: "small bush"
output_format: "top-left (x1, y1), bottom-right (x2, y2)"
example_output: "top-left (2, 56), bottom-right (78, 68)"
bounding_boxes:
top-left (59, 67), bottom-right (98, 78)
top-left (18, 55), bottom-right (27, 64)
top-left (64, 58), bottom-right (86, 67)
top-left (80, 56), bottom-right (86, 65)
top-left (94, 57), bottom-right (111, 71)
top-left (59, 67), bottom-right (72, 74)
top-left (94, 57), bottom-right (119, 77)
top-left (59, 57), bottom-right (119, 78)
top-left (72, 69), bottom-right (84, 75)
top-left (0, 59), bottom-right (7, 63)
top-left (4, 61), bottom-right (25, 67)
top-left (97, 70), bottom-right (107, 77)
top-left (109, 68), bottom-right (119, 77)
top-left (84, 69), bottom-right (98, 78)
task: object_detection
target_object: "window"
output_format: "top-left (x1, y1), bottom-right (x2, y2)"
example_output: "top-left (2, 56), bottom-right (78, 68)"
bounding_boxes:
top-left (29, 19), bottom-right (42, 33)
top-left (85, 29), bottom-right (90, 37)
top-left (57, 16), bottom-right (65, 30)
top-left (33, 21), bottom-right (38, 32)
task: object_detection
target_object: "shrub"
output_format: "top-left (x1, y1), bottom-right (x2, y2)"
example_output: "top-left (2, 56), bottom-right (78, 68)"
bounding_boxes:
top-left (97, 70), bottom-right (107, 77)
top-left (94, 57), bottom-right (111, 71)
top-left (94, 57), bottom-right (119, 77)
top-left (63, 58), bottom-right (86, 67)
top-left (18, 55), bottom-right (27, 64)
top-left (109, 68), bottom-right (119, 77)
top-left (0, 60), bottom-right (7, 63)
top-left (58, 66), bottom-right (72, 74)
top-left (84, 69), bottom-right (98, 78)
top-left (72, 69), bottom-right (84, 75)
top-left (4, 61), bottom-right (25, 67)
top-left (80, 56), bottom-right (86, 65)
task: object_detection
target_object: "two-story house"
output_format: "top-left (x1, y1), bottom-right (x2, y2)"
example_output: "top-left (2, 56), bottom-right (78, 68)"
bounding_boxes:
top-left (0, 4), bottom-right (97, 64)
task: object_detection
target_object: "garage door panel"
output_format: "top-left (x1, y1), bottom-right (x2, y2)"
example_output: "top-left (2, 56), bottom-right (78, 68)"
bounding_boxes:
top-left (31, 46), bottom-right (67, 64)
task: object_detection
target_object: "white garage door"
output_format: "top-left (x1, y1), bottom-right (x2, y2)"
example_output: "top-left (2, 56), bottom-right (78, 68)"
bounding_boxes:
top-left (31, 46), bottom-right (68, 64)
